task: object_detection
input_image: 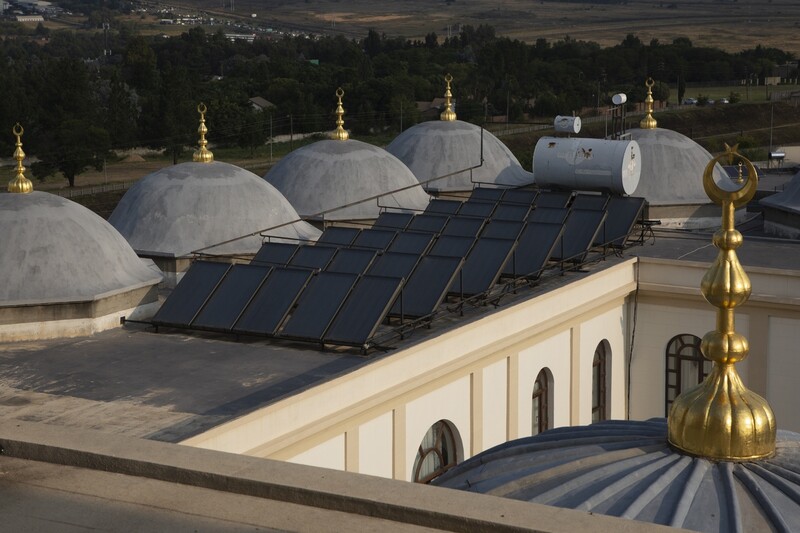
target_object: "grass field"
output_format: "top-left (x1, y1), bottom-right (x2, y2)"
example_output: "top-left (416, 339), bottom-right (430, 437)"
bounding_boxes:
top-left (682, 84), bottom-right (800, 103)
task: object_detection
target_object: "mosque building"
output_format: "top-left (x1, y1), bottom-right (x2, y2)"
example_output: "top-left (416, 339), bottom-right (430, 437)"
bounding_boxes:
top-left (2, 77), bottom-right (800, 531)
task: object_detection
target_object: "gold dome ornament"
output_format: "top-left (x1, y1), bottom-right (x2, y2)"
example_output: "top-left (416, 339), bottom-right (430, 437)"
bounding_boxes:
top-left (440, 74), bottom-right (457, 122)
top-left (7, 123), bottom-right (33, 194)
top-left (639, 77), bottom-right (657, 130)
top-left (668, 143), bottom-right (776, 460)
top-left (330, 87), bottom-right (349, 141)
top-left (193, 103), bottom-right (214, 163)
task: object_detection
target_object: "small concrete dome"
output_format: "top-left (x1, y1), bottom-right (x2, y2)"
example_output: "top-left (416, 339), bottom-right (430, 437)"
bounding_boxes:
top-left (435, 419), bottom-right (800, 532)
top-left (263, 139), bottom-right (430, 221)
top-left (110, 161), bottom-right (320, 257)
top-left (629, 128), bottom-right (727, 206)
top-left (386, 120), bottom-right (534, 192)
top-left (1, 191), bottom-right (161, 305)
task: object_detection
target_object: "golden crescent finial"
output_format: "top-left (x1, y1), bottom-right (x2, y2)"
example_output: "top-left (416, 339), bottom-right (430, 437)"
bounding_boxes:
top-left (8, 122), bottom-right (33, 194)
top-left (331, 87), bottom-right (349, 141)
top-left (440, 73), bottom-right (457, 121)
top-left (193, 102), bottom-right (214, 163)
top-left (640, 77), bottom-right (657, 129)
top-left (668, 147), bottom-right (775, 460)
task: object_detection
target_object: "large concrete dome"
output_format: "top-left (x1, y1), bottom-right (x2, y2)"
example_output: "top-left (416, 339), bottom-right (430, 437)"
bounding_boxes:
top-left (263, 139), bottom-right (430, 221)
top-left (435, 419), bottom-right (800, 533)
top-left (386, 120), bottom-right (534, 193)
top-left (2, 191), bottom-right (160, 305)
top-left (629, 128), bottom-right (727, 206)
top-left (110, 161), bottom-right (320, 257)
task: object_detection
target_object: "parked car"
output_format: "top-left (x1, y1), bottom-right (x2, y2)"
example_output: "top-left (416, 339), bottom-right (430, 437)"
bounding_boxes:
top-left (718, 97), bottom-right (729, 104)
top-left (683, 98), bottom-right (697, 105)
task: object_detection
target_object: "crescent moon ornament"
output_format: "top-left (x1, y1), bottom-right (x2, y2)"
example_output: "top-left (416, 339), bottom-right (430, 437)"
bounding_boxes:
top-left (702, 143), bottom-right (758, 208)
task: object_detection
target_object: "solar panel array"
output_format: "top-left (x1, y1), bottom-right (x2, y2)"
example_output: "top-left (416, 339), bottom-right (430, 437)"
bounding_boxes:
top-left (152, 189), bottom-right (646, 352)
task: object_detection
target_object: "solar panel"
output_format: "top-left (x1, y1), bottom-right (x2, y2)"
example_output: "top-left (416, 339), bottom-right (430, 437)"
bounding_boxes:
top-left (152, 261), bottom-right (231, 327)
top-left (491, 203), bottom-right (530, 221)
top-left (457, 238), bottom-right (517, 296)
top-left (501, 189), bottom-right (538, 205)
top-left (469, 188), bottom-right (506, 202)
top-left (429, 235), bottom-right (475, 258)
top-left (552, 208), bottom-right (608, 263)
top-left (324, 275), bottom-right (405, 348)
top-left (352, 228), bottom-right (397, 250)
top-left (317, 226), bottom-right (360, 246)
top-left (252, 242), bottom-right (298, 265)
top-left (535, 191), bottom-right (573, 208)
top-left (481, 220), bottom-right (525, 240)
top-left (598, 196), bottom-right (646, 247)
top-left (279, 272), bottom-right (358, 340)
top-left (288, 245), bottom-right (337, 270)
top-left (572, 193), bottom-right (610, 210)
top-left (367, 251), bottom-right (420, 279)
top-left (387, 231), bottom-right (435, 255)
top-left (407, 214), bottom-right (449, 234)
top-left (390, 255), bottom-right (464, 319)
top-left (191, 264), bottom-right (271, 331)
top-left (442, 216), bottom-right (485, 238)
top-left (374, 212), bottom-right (413, 230)
top-left (502, 222), bottom-right (564, 279)
top-left (232, 267), bottom-right (314, 336)
top-left (424, 199), bottom-right (462, 215)
top-left (528, 206), bottom-right (569, 224)
top-left (326, 248), bottom-right (377, 274)
top-left (458, 201), bottom-right (495, 218)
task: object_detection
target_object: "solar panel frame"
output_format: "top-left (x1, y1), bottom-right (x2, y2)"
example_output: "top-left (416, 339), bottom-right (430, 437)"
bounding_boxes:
top-left (387, 231), bottom-right (435, 255)
top-left (374, 212), bottom-right (414, 230)
top-left (389, 255), bottom-right (464, 319)
top-left (152, 261), bottom-right (232, 328)
top-left (324, 275), bottom-right (405, 348)
top-left (351, 228), bottom-right (397, 250)
top-left (317, 226), bottom-right (360, 246)
top-left (252, 242), bottom-right (299, 266)
top-left (191, 264), bottom-right (272, 332)
top-left (232, 267), bottom-right (314, 337)
top-left (279, 271), bottom-right (359, 341)
top-left (456, 237), bottom-right (518, 296)
top-left (502, 222), bottom-right (565, 280)
top-left (288, 245), bottom-right (338, 270)
top-left (326, 248), bottom-right (377, 275)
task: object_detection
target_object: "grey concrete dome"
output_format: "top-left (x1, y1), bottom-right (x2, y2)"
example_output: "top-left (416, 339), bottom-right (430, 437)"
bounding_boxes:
top-left (263, 139), bottom-right (430, 221)
top-left (435, 419), bottom-right (800, 533)
top-left (1, 191), bottom-right (161, 306)
top-left (761, 169), bottom-right (800, 214)
top-left (110, 161), bottom-right (320, 257)
top-left (386, 120), bottom-right (534, 192)
top-left (629, 128), bottom-right (727, 206)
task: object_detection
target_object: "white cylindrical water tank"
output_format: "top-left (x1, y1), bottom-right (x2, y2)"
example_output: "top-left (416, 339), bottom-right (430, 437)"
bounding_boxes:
top-left (532, 137), bottom-right (641, 195)
top-left (554, 115), bottom-right (581, 134)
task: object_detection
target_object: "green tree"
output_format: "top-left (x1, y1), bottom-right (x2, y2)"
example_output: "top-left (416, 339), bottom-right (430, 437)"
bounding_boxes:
top-left (32, 119), bottom-right (111, 187)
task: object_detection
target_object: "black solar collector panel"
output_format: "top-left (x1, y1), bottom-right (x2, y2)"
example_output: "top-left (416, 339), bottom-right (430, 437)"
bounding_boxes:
top-left (408, 214), bottom-right (449, 233)
top-left (457, 237), bottom-right (517, 296)
top-left (502, 222), bottom-right (564, 279)
top-left (367, 251), bottom-right (421, 279)
top-left (390, 255), bottom-right (463, 319)
top-left (528, 206), bottom-right (569, 225)
top-left (552, 208), bottom-right (608, 263)
top-left (324, 275), bottom-right (405, 348)
top-left (458, 201), bottom-right (495, 218)
top-left (424, 199), bottom-right (462, 215)
top-left (535, 191), bottom-right (573, 208)
top-left (232, 267), bottom-right (314, 336)
top-left (430, 235), bottom-right (476, 258)
top-left (572, 193), bottom-right (610, 210)
top-left (501, 189), bottom-right (537, 205)
top-left (599, 196), bottom-right (646, 247)
top-left (279, 272), bottom-right (358, 341)
top-left (352, 228), bottom-right (397, 250)
top-left (481, 220), bottom-right (525, 240)
top-left (289, 245), bottom-right (337, 270)
top-left (252, 242), bottom-right (298, 265)
top-left (470, 187), bottom-right (506, 202)
top-left (326, 248), bottom-right (377, 274)
top-left (317, 226), bottom-right (360, 246)
top-left (388, 231), bottom-right (435, 255)
top-left (152, 261), bottom-right (231, 327)
top-left (374, 212), bottom-right (414, 230)
top-left (491, 203), bottom-right (530, 221)
top-left (442, 216), bottom-right (485, 238)
top-left (191, 264), bottom-right (271, 331)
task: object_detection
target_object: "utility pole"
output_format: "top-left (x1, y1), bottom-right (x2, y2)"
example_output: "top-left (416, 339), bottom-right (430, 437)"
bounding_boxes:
top-left (289, 114), bottom-right (294, 151)
top-left (269, 115), bottom-right (273, 163)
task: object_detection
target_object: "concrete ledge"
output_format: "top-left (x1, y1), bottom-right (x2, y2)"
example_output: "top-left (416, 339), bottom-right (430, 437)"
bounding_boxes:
top-left (0, 421), bottom-right (677, 533)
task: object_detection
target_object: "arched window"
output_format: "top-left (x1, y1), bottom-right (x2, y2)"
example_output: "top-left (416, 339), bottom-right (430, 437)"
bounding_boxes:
top-left (532, 368), bottom-right (552, 435)
top-left (665, 334), bottom-right (711, 415)
top-left (412, 420), bottom-right (459, 484)
top-left (592, 341), bottom-right (609, 422)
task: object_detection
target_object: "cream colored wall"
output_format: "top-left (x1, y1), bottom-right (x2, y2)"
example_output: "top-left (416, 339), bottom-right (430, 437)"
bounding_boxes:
top-left (182, 260), bottom-right (638, 480)
top-left (767, 317), bottom-right (800, 431)
top-left (579, 307), bottom-right (629, 423)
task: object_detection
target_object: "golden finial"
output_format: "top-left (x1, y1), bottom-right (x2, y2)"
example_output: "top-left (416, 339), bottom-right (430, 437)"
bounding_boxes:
top-left (639, 77), bottom-right (657, 129)
top-left (330, 87), bottom-right (349, 141)
top-left (440, 74), bottom-right (457, 122)
top-left (736, 161), bottom-right (744, 184)
top-left (193, 103), bottom-right (214, 163)
top-left (668, 145), bottom-right (776, 460)
top-left (8, 123), bottom-right (32, 194)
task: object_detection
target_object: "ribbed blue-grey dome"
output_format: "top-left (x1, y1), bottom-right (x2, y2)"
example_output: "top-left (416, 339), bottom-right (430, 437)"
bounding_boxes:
top-left (386, 120), bottom-right (534, 192)
top-left (434, 419), bottom-right (800, 533)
